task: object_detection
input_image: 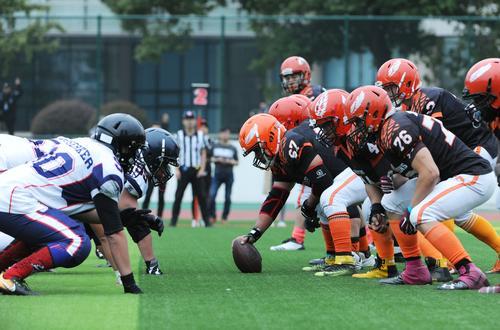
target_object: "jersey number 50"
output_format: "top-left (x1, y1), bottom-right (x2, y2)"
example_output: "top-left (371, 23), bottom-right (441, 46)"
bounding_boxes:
top-left (33, 153), bottom-right (74, 179)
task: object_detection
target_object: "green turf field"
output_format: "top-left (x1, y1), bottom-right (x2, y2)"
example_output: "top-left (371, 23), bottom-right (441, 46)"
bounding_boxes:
top-left (1, 221), bottom-right (499, 330)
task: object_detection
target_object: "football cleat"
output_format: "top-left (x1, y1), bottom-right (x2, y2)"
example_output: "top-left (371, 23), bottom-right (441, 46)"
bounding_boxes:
top-left (270, 238), bottom-right (304, 251)
top-left (486, 258), bottom-right (500, 274)
top-left (379, 274), bottom-right (406, 285)
top-left (353, 257), bottom-right (398, 279)
top-left (380, 259), bottom-right (431, 285)
top-left (314, 255), bottom-right (355, 277)
top-left (438, 263), bottom-right (489, 290)
top-left (309, 257), bottom-right (326, 265)
top-left (359, 251), bottom-right (377, 268)
top-left (425, 257), bottom-right (453, 282)
top-left (0, 272), bottom-right (38, 296)
top-left (478, 285), bottom-right (500, 294)
top-left (352, 252), bottom-right (363, 271)
top-left (145, 259), bottom-right (163, 275)
top-left (302, 255), bottom-right (335, 272)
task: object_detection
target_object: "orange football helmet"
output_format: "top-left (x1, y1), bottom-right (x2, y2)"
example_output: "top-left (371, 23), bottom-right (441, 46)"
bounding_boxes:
top-left (345, 85), bottom-right (392, 153)
top-left (239, 113), bottom-right (286, 170)
top-left (463, 58), bottom-right (500, 120)
top-left (268, 95), bottom-right (311, 130)
top-left (280, 56), bottom-right (311, 94)
top-left (375, 58), bottom-right (421, 107)
top-left (308, 89), bottom-right (350, 146)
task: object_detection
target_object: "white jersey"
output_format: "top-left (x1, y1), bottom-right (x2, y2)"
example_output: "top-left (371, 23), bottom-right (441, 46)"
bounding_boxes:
top-left (0, 137), bottom-right (124, 215)
top-left (0, 134), bottom-right (59, 172)
top-left (124, 165), bottom-right (150, 199)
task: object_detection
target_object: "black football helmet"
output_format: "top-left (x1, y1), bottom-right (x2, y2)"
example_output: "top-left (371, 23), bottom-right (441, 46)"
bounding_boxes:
top-left (92, 113), bottom-right (146, 173)
top-left (141, 127), bottom-right (180, 186)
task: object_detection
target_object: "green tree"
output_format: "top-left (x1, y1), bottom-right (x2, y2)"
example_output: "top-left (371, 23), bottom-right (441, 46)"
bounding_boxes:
top-left (0, 0), bottom-right (62, 75)
top-left (102, 0), bottom-right (225, 61)
top-left (238, 0), bottom-right (499, 90)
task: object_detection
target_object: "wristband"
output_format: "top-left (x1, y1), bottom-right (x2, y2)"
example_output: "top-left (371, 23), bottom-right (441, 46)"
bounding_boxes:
top-left (248, 227), bottom-right (263, 242)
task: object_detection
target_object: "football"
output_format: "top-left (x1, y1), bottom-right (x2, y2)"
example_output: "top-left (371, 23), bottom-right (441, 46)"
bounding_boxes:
top-left (231, 237), bottom-right (262, 273)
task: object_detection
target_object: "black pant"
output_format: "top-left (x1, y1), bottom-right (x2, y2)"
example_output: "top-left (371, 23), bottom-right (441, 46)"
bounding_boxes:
top-left (1, 112), bottom-right (15, 135)
top-left (142, 181), bottom-right (167, 217)
top-left (209, 172), bottom-right (234, 220)
top-left (170, 167), bottom-right (210, 227)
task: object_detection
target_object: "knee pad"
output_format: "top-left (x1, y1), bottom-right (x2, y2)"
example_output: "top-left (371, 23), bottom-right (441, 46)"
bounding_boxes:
top-left (126, 222), bottom-right (151, 243)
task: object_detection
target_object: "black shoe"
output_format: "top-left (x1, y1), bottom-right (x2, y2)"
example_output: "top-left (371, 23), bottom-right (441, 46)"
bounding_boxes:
top-left (425, 257), bottom-right (453, 282)
top-left (380, 274), bottom-right (406, 285)
top-left (145, 259), bottom-right (163, 275)
top-left (0, 273), bottom-right (38, 296)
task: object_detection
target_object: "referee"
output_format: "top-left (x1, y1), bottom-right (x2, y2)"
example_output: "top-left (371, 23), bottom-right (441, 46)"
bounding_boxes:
top-left (170, 111), bottom-right (211, 227)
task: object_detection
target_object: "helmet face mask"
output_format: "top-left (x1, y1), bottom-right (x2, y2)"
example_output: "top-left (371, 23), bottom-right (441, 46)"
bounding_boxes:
top-left (243, 142), bottom-right (275, 170)
top-left (281, 73), bottom-right (304, 94)
top-left (141, 127), bottom-right (180, 186)
top-left (312, 119), bottom-right (336, 147)
top-left (379, 82), bottom-right (403, 107)
top-left (143, 154), bottom-right (178, 186)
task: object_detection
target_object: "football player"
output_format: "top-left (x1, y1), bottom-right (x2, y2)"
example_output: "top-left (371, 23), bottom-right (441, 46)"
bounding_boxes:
top-left (268, 94), bottom-right (372, 271)
top-left (0, 114), bottom-right (145, 295)
top-left (0, 131), bottom-right (171, 278)
top-left (270, 56), bottom-right (326, 251)
top-left (463, 58), bottom-right (500, 218)
top-left (120, 127), bottom-right (180, 275)
top-left (238, 109), bottom-right (368, 277)
top-left (347, 85), bottom-right (494, 290)
top-left (376, 58), bottom-right (500, 273)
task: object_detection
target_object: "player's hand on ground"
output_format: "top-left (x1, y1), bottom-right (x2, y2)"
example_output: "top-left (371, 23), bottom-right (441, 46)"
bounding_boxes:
top-left (369, 203), bottom-right (388, 233)
top-left (399, 209), bottom-right (417, 235)
top-left (121, 273), bottom-right (143, 294)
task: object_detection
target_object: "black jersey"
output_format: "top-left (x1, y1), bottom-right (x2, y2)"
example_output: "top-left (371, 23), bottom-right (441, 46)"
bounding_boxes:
top-left (271, 121), bottom-right (347, 185)
top-left (379, 111), bottom-right (492, 180)
top-left (407, 87), bottom-right (498, 158)
top-left (336, 135), bottom-right (393, 185)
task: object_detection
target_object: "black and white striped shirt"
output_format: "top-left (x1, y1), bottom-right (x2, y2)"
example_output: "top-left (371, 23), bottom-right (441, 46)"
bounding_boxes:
top-left (176, 129), bottom-right (206, 169)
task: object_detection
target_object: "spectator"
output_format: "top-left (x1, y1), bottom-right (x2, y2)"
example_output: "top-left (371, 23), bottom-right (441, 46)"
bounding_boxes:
top-left (0, 78), bottom-right (22, 135)
top-left (209, 128), bottom-right (238, 224)
top-left (160, 113), bottom-right (170, 131)
top-left (170, 110), bottom-right (210, 227)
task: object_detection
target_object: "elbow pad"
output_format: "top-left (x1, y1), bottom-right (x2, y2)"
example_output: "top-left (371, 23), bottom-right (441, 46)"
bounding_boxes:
top-left (305, 164), bottom-right (333, 197)
top-left (93, 193), bottom-right (124, 235)
top-left (259, 187), bottom-right (290, 220)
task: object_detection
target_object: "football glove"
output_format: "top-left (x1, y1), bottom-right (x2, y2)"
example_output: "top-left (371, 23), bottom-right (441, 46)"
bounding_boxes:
top-left (120, 208), bottom-right (152, 227)
top-left (121, 272), bottom-right (143, 294)
top-left (301, 202), bottom-right (320, 233)
top-left (242, 227), bottom-right (262, 244)
top-left (369, 203), bottom-right (388, 233)
top-left (464, 103), bottom-right (482, 128)
top-left (400, 208), bottom-right (417, 235)
top-left (142, 214), bottom-right (165, 237)
top-left (379, 175), bottom-right (394, 194)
